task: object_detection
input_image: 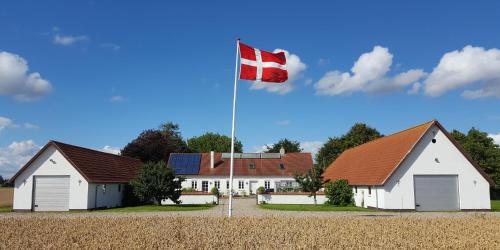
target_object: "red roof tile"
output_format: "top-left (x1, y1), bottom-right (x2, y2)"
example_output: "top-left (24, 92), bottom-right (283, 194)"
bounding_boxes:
top-left (12, 141), bottom-right (142, 183)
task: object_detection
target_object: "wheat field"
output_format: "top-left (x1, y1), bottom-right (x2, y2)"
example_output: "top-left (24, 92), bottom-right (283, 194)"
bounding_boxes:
top-left (0, 216), bottom-right (499, 249)
top-left (0, 188), bottom-right (13, 207)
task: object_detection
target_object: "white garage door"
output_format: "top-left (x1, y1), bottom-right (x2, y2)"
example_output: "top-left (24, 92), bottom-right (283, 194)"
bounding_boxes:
top-left (414, 175), bottom-right (459, 211)
top-left (33, 176), bottom-right (70, 211)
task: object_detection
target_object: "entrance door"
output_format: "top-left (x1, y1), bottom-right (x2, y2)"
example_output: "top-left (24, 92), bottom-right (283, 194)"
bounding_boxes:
top-left (33, 176), bottom-right (70, 211)
top-left (249, 181), bottom-right (258, 195)
top-left (414, 175), bottom-right (459, 211)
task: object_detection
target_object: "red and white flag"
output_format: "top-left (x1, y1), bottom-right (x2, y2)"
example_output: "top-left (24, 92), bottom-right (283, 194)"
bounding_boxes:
top-left (239, 42), bottom-right (288, 83)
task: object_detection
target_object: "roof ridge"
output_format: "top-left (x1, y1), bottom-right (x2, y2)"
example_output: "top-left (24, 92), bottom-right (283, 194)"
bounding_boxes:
top-left (342, 120), bottom-right (436, 153)
top-left (50, 140), bottom-right (141, 162)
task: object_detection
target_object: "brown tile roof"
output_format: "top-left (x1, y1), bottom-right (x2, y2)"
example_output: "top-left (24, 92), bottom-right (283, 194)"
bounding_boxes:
top-left (322, 120), bottom-right (495, 186)
top-left (11, 140), bottom-right (142, 183)
top-left (173, 152), bottom-right (313, 177)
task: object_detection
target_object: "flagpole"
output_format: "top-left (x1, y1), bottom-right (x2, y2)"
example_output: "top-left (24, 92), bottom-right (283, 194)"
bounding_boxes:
top-left (228, 38), bottom-right (240, 218)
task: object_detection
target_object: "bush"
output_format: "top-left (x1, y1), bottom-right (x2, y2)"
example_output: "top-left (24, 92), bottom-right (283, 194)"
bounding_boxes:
top-left (211, 187), bottom-right (220, 196)
top-left (257, 186), bottom-right (266, 194)
top-left (122, 183), bottom-right (144, 206)
top-left (325, 179), bottom-right (354, 206)
top-left (182, 187), bottom-right (194, 192)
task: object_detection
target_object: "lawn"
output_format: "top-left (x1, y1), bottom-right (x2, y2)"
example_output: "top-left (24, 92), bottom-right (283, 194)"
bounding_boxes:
top-left (99, 204), bottom-right (215, 212)
top-left (492, 200), bottom-right (500, 211)
top-left (259, 203), bottom-right (375, 212)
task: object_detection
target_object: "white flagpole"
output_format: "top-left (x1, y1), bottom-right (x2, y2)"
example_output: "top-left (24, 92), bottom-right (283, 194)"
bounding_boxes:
top-left (228, 38), bottom-right (240, 218)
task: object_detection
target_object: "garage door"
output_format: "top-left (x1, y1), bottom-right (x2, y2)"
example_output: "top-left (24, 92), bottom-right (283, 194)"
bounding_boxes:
top-left (414, 175), bottom-right (459, 211)
top-left (33, 176), bottom-right (70, 211)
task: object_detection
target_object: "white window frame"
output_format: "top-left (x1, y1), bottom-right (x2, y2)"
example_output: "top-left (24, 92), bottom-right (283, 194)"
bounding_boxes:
top-left (214, 180), bottom-right (220, 189)
top-left (264, 181), bottom-right (270, 190)
top-left (202, 181), bottom-right (209, 192)
top-left (191, 180), bottom-right (197, 190)
top-left (226, 180), bottom-right (230, 190)
top-left (238, 180), bottom-right (244, 190)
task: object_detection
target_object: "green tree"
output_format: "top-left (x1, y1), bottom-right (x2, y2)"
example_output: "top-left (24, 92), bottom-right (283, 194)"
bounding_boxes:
top-left (122, 122), bottom-right (188, 163)
top-left (187, 132), bottom-right (243, 153)
top-left (265, 138), bottom-right (302, 153)
top-left (451, 128), bottom-right (500, 186)
top-left (325, 179), bottom-right (354, 206)
top-left (316, 123), bottom-right (382, 169)
top-left (294, 165), bottom-right (324, 205)
top-left (0, 175), bottom-right (4, 186)
top-left (131, 161), bottom-right (185, 205)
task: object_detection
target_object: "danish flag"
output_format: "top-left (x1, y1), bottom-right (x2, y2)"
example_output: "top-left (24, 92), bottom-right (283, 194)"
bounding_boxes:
top-left (239, 42), bottom-right (288, 83)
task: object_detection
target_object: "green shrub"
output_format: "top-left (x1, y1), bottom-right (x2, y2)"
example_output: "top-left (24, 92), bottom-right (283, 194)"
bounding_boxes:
top-left (122, 183), bottom-right (144, 206)
top-left (211, 187), bottom-right (220, 196)
top-left (325, 179), bottom-right (354, 206)
top-left (257, 186), bottom-right (266, 194)
top-left (182, 187), bottom-right (194, 192)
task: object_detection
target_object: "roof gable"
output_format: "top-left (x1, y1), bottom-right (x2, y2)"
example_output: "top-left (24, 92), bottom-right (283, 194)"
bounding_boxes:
top-left (11, 140), bottom-right (142, 183)
top-left (323, 120), bottom-right (495, 186)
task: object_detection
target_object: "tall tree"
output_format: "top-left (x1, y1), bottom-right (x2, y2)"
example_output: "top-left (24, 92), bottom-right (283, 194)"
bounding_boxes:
top-left (451, 128), bottom-right (500, 186)
top-left (122, 122), bottom-right (188, 163)
top-left (316, 123), bottom-right (382, 168)
top-left (187, 132), bottom-right (243, 153)
top-left (0, 175), bottom-right (4, 186)
top-left (265, 138), bottom-right (302, 153)
top-left (294, 165), bottom-right (324, 205)
top-left (131, 161), bottom-right (185, 205)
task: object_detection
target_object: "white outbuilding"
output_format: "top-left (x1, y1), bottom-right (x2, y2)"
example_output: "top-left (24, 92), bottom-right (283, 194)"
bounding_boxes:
top-left (11, 141), bottom-right (141, 211)
top-left (323, 120), bottom-right (494, 211)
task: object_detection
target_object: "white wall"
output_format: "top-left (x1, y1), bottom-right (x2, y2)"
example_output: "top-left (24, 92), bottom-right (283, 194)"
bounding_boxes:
top-left (181, 176), bottom-right (298, 196)
top-left (258, 193), bottom-right (326, 204)
top-left (352, 186), bottom-right (384, 208)
top-left (13, 145), bottom-right (89, 210)
top-left (161, 194), bottom-right (217, 205)
top-left (87, 183), bottom-right (123, 209)
top-left (383, 125), bottom-right (491, 210)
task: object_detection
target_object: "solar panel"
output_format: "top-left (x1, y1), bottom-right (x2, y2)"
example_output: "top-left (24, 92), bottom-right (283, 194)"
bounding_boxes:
top-left (260, 153), bottom-right (281, 159)
top-left (222, 153), bottom-right (242, 158)
top-left (168, 154), bottom-right (201, 175)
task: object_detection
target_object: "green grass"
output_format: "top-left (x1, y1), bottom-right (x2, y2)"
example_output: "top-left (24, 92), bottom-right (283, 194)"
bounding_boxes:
top-left (491, 200), bottom-right (500, 212)
top-left (258, 204), bottom-right (375, 212)
top-left (0, 206), bottom-right (12, 213)
top-left (99, 204), bottom-right (215, 212)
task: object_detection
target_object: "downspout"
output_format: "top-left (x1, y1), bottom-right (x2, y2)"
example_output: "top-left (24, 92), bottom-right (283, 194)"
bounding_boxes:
top-left (375, 186), bottom-right (379, 209)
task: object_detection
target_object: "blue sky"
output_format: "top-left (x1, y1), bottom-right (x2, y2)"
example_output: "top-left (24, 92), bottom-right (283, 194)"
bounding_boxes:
top-left (1, 1), bottom-right (500, 177)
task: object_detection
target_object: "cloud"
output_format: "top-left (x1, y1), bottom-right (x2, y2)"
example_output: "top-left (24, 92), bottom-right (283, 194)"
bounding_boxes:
top-left (250, 49), bottom-right (307, 95)
top-left (101, 145), bottom-right (121, 155)
top-left (53, 34), bottom-right (90, 46)
top-left (424, 46), bottom-right (500, 98)
top-left (314, 46), bottom-right (426, 96)
top-left (407, 82), bottom-right (422, 95)
top-left (0, 52), bottom-right (52, 101)
top-left (304, 78), bottom-right (313, 86)
top-left (0, 140), bottom-right (40, 178)
top-left (300, 141), bottom-right (323, 160)
top-left (318, 58), bottom-right (331, 66)
top-left (0, 116), bottom-right (15, 131)
top-left (110, 95), bottom-right (126, 103)
top-left (489, 133), bottom-right (500, 146)
top-left (100, 43), bottom-right (121, 51)
top-left (23, 122), bottom-right (39, 129)
top-left (275, 120), bottom-right (290, 126)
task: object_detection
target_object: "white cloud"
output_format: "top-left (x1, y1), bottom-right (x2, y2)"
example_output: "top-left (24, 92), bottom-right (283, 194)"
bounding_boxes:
top-left (250, 49), bottom-right (307, 95)
top-left (0, 116), bottom-right (15, 131)
top-left (304, 78), bottom-right (313, 86)
top-left (53, 34), bottom-right (89, 46)
top-left (0, 52), bottom-right (52, 101)
top-left (251, 144), bottom-right (272, 153)
top-left (407, 82), bottom-right (422, 95)
top-left (300, 141), bottom-right (323, 160)
top-left (101, 145), bottom-right (121, 155)
top-left (100, 43), bottom-right (121, 51)
top-left (0, 140), bottom-right (40, 178)
top-left (110, 95), bottom-right (126, 103)
top-left (23, 122), bottom-right (39, 129)
top-left (424, 46), bottom-right (500, 98)
top-left (314, 46), bottom-right (426, 96)
top-left (489, 133), bottom-right (500, 146)
top-left (275, 120), bottom-right (290, 126)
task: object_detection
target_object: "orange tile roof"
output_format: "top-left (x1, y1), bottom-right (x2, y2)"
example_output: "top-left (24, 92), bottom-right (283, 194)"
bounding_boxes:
top-left (193, 152), bottom-right (313, 177)
top-left (322, 120), bottom-right (495, 186)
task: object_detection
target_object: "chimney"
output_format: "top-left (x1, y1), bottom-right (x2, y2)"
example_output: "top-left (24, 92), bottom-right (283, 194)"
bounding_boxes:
top-left (279, 147), bottom-right (285, 155)
top-left (210, 151), bottom-right (215, 168)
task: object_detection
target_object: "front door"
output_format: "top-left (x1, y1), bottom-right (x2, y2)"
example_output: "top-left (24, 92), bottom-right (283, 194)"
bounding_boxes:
top-left (249, 181), bottom-right (258, 195)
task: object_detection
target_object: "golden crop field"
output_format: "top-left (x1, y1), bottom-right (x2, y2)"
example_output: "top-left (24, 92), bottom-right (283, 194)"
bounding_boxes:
top-left (0, 188), bottom-right (13, 207)
top-left (0, 216), bottom-right (499, 249)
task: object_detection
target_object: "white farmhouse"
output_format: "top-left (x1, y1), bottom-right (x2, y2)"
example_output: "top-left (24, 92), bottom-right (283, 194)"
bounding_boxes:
top-left (323, 120), bottom-right (494, 211)
top-left (168, 151), bottom-right (313, 195)
top-left (11, 141), bottom-right (141, 211)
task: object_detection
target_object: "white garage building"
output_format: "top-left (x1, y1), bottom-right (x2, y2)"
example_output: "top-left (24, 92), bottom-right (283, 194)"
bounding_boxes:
top-left (323, 120), bottom-right (494, 211)
top-left (11, 141), bottom-right (141, 211)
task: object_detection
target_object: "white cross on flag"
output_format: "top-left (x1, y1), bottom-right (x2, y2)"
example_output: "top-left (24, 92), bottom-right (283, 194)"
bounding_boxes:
top-left (239, 42), bottom-right (288, 83)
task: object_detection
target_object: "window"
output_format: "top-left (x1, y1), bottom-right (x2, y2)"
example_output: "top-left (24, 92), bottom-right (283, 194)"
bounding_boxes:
top-left (249, 163), bottom-right (256, 169)
top-left (264, 181), bottom-right (270, 190)
top-left (202, 181), bottom-right (209, 192)
top-left (226, 180), bottom-right (230, 189)
top-left (118, 184), bottom-right (121, 192)
top-left (238, 180), bottom-right (244, 189)
top-left (191, 181), bottom-right (197, 190)
top-left (279, 163), bottom-right (285, 170)
top-left (215, 181), bottom-right (220, 189)
top-left (354, 186), bottom-right (357, 193)
top-left (368, 186), bottom-right (372, 195)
